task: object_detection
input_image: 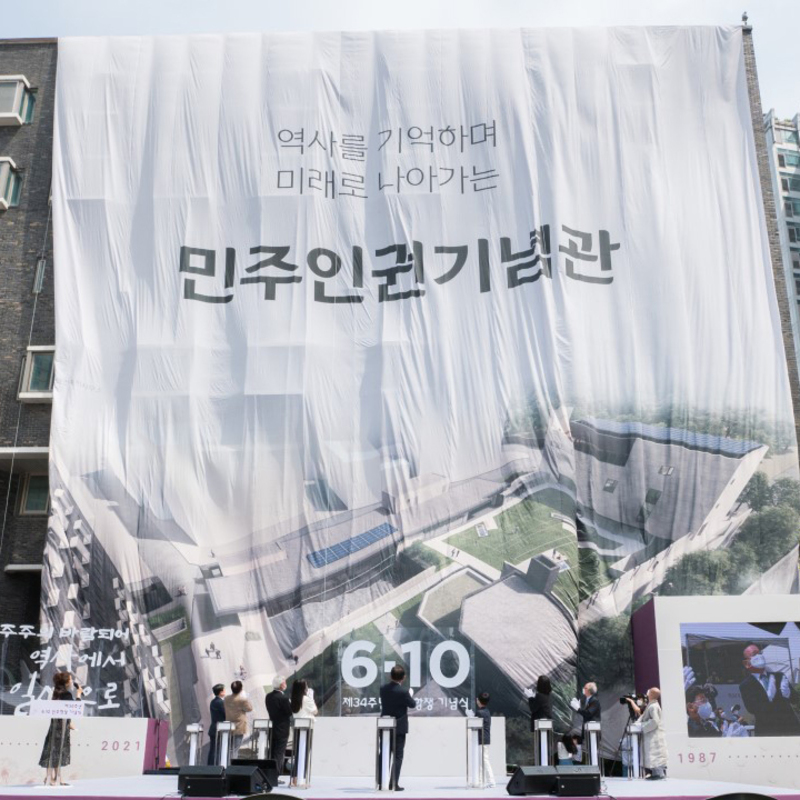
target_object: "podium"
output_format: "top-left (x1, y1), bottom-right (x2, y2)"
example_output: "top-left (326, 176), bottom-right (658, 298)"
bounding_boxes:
top-left (584, 721), bottom-right (602, 773)
top-left (626, 722), bottom-right (644, 779)
top-left (375, 717), bottom-right (396, 791)
top-left (465, 717), bottom-right (484, 788)
top-left (533, 719), bottom-right (553, 766)
top-left (186, 723), bottom-right (203, 766)
top-left (216, 721), bottom-right (235, 768)
top-left (253, 719), bottom-right (272, 760)
top-left (291, 718), bottom-right (314, 788)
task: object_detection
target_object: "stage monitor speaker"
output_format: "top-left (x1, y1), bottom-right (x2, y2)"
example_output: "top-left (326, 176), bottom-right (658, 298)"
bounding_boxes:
top-left (227, 765), bottom-right (269, 795)
top-left (231, 758), bottom-right (278, 789)
top-left (178, 765), bottom-right (228, 797)
top-left (244, 795), bottom-right (296, 800)
top-left (554, 765), bottom-right (601, 797)
top-left (506, 765), bottom-right (557, 795)
top-left (710, 795), bottom-right (778, 800)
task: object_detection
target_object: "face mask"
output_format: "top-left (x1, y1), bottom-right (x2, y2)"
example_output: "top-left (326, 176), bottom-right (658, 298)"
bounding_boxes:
top-left (749, 654), bottom-right (766, 669)
top-left (697, 702), bottom-right (715, 720)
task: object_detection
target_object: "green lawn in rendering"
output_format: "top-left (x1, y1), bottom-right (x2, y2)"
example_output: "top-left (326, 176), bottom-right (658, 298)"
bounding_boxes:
top-left (445, 490), bottom-right (576, 571)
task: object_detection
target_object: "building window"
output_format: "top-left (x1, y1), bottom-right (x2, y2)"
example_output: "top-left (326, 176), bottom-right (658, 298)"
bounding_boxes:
top-left (779, 128), bottom-right (800, 146)
top-left (645, 488), bottom-right (662, 505)
top-left (658, 465), bottom-right (674, 476)
top-left (782, 175), bottom-right (800, 194)
top-left (603, 479), bottom-right (618, 493)
top-left (20, 474), bottom-right (49, 515)
top-left (789, 225), bottom-right (800, 243)
top-left (778, 151), bottom-right (800, 169)
top-left (18, 346), bottom-right (55, 402)
top-left (0, 76), bottom-right (35, 126)
top-left (785, 200), bottom-right (800, 218)
top-left (0, 158), bottom-right (21, 210)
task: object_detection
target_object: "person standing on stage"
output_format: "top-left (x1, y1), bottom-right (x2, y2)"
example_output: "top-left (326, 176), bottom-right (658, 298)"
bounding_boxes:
top-left (625, 687), bottom-right (668, 780)
top-left (571, 681), bottom-right (601, 725)
top-left (524, 675), bottom-right (553, 762)
top-left (379, 665), bottom-right (415, 791)
top-left (207, 684), bottom-right (226, 765)
top-left (475, 692), bottom-right (495, 789)
top-left (290, 679), bottom-right (318, 719)
top-left (640, 688), bottom-right (668, 780)
top-left (224, 680), bottom-right (253, 759)
top-left (289, 679), bottom-right (318, 787)
top-left (39, 671), bottom-right (82, 786)
top-left (266, 675), bottom-right (293, 779)
top-left (524, 676), bottom-right (553, 723)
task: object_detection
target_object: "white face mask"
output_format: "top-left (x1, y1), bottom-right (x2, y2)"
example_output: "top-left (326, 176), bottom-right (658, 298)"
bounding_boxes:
top-left (697, 702), bottom-right (715, 720)
top-left (749, 654), bottom-right (766, 669)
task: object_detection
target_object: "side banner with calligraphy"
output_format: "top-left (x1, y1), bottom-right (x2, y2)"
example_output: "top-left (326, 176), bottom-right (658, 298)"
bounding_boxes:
top-left (41, 28), bottom-right (799, 762)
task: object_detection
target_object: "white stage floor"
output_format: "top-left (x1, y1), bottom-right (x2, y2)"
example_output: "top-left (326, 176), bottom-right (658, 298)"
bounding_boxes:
top-left (0, 775), bottom-right (798, 800)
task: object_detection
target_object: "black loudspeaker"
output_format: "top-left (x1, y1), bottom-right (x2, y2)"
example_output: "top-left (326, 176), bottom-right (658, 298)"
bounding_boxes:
top-left (506, 766), bottom-right (557, 795)
top-left (227, 765), bottom-right (268, 795)
top-left (710, 795), bottom-right (778, 800)
top-left (554, 765), bottom-right (601, 797)
top-left (178, 765), bottom-right (228, 798)
top-left (231, 758), bottom-right (278, 789)
top-left (245, 795), bottom-right (296, 800)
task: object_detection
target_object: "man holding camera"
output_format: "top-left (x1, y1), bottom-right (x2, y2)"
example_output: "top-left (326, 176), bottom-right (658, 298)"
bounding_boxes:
top-left (626, 688), bottom-right (667, 780)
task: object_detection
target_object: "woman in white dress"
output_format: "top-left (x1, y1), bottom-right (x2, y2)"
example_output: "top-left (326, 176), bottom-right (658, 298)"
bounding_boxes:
top-left (290, 679), bottom-right (318, 718)
top-left (289, 679), bottom-right (318, 786)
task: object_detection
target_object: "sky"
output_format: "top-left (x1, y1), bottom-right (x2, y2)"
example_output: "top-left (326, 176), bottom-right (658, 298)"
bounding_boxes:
top-left (4, 0), bottom-right (800, 117)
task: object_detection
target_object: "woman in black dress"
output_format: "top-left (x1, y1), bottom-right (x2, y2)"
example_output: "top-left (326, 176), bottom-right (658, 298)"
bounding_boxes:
top-left (525, 675), bottom-right (554, 762)
top-left (526, 674), bottom-right (553, 724)
top-left (39, 671), bottom-right (82, 786)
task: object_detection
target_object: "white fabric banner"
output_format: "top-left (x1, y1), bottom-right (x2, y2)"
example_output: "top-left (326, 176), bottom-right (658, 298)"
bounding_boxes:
top-left (49, 27), bottom-right (798, 763)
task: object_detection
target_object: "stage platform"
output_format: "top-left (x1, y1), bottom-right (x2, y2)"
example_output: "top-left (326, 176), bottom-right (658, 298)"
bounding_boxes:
top-left (0, 775), bottom-right (797, 800)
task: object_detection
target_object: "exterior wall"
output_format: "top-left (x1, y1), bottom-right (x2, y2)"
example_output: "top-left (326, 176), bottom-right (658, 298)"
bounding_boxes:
top-left (0, 39), bottom-right (57, 679)
top-left (0, 41), bottom-right (56, 445)
top-left (763, 108), bottom-right (800, 386)
top-left (742, 26), bottom-right (800, 450)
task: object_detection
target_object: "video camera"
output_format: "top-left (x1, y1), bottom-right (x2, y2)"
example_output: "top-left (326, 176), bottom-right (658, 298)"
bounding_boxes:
top-left (619, 693), bottom-right (647, 720)
top-left (619, 693), bottom-right (646, 706)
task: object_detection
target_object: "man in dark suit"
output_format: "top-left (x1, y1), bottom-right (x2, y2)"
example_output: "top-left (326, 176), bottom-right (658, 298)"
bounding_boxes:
top-left (571, 682), bottom-right (601, 725)
top-left (380, 665), bottom-right (416, 791)
top-left (739, 644), bottom-right (800, 736)
top-left (266, 675), bottom-right (292, 778)
top-left (207, 684), bottom-right (226, 765)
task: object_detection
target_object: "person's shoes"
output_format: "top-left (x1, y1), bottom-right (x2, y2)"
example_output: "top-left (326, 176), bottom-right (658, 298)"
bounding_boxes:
top-left (483, 783), bottom-right (496, 789)
top-left (394, 786), bottom-right (405, 791)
